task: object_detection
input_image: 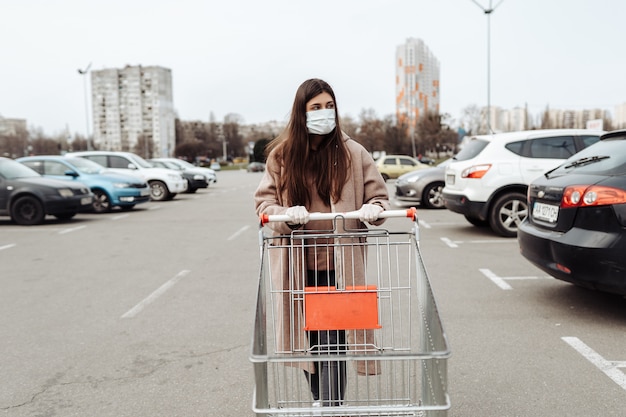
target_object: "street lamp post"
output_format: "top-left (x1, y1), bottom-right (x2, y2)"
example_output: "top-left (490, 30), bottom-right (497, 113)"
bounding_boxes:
top-left (471, 0), bottom-right (504, 133)
top-left (77, 63), bottom-right (92, 150)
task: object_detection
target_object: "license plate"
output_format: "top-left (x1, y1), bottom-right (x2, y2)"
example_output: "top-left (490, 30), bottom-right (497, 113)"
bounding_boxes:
top-left (446, 174), bottom-right (455, 185)
top-left (81, 197), bottom-right (93, 205)
top-left (140, 189), bottom-right (151, 196)
top-left (533, 202), bottom-right (559, 223)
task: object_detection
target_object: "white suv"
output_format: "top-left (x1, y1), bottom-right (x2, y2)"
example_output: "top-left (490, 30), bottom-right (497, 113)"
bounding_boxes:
top-left (67, 151), bottom-right (187, 201)
top-left (442, 129), bottom-right (604, 237)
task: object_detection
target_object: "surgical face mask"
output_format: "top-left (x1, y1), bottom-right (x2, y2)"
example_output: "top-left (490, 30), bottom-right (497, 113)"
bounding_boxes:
top-left (306, 109), bottom-right (336, 135)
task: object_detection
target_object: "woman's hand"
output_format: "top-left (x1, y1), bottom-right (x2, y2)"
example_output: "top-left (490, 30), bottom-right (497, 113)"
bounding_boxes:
top-left (358, 204), bottom-right (384, 223)
top-left (285, 206), bottom-right (310, 224)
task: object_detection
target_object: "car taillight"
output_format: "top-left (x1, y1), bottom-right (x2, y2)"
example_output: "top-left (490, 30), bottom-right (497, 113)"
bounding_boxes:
top-left (561, 185), bottom-right (626, 208)
top-left (461, 164), bottom-right (492, 179)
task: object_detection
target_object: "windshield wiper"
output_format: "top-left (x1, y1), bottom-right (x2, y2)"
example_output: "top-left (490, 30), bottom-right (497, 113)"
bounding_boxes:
top-left (563, 155), bottom-right (610, 169)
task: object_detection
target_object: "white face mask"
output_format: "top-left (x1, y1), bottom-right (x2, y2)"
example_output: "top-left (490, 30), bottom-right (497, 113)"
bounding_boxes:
top-left (306, 109), bottom-right (336, 135)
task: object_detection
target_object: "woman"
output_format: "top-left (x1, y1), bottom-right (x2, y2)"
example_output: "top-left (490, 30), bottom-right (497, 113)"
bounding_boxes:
top-left (254, 78), bottom-right (389, 407)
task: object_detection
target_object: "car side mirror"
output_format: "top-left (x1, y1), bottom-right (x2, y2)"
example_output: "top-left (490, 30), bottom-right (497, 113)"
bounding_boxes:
top-left (127, 163), bottom-right (137, 170)
top-left (64, 170), bottom-right (79, 178)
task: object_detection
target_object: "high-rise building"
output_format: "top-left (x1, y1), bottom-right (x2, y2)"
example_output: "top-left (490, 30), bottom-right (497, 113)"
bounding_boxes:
top-left (615, 103), bottom-right (626, 129)
top-left (395, 38), bottom-right (440, 132)
top-left (91, 65), bottom-right (175, 157)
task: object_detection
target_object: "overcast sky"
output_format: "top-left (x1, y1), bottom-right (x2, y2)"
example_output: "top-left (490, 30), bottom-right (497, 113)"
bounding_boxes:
top-left (2, 0), bottom-right (625, 136)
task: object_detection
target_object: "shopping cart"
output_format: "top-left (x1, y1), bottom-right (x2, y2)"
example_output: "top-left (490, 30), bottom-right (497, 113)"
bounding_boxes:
top-left (251, 208), bottom-right (450, 416)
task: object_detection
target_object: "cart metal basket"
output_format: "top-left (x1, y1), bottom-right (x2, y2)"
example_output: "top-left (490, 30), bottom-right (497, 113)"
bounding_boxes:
top-left (251, 209), bottom-right (450, 416)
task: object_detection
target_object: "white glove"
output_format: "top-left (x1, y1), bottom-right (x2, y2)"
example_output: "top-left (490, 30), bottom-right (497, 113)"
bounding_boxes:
top-left (285, 206), bottom-right (310, 225)
top-left (358, 203), bottom-right (383, 223)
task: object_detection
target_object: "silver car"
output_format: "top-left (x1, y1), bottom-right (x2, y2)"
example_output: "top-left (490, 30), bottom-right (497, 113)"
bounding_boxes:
top-left (394, 159), bottom-right (450, 209)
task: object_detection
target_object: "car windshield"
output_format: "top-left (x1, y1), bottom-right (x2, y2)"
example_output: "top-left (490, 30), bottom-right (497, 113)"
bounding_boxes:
top-left (548, 140), bottom-right (626, 177)
top-left (453, 139), bottom-right (489, 161)
top-left (130, 155), bottom-right (154, 168)
top-left (152, 160), bottom-right (181, 170)
top-left (66, 157), bottom-right (104, 174)
top-left (174, 159), bottom-right (194, 168)
top-left (0, 159), bottom-right (40, 179)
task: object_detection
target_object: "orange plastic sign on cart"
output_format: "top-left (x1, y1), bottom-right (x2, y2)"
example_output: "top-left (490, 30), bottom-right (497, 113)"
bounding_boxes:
top-left (303, 286), bottom-right (381, 330)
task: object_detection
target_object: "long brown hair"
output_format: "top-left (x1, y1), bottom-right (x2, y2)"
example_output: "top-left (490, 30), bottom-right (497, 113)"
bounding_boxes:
top-left (268, 79), bottom-right (350, 206)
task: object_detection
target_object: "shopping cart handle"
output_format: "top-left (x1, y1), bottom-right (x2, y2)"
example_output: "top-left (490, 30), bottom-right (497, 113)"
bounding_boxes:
top-left (260, 207), bottom-right (416, 226)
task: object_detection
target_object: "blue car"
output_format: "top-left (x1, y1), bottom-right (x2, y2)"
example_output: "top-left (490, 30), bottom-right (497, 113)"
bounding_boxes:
top-left (17, 156), bottom-right (151, 213)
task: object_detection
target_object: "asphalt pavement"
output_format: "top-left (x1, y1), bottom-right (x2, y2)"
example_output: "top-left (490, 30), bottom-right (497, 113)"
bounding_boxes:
top-left (1, 170), bottom-right (625, 416)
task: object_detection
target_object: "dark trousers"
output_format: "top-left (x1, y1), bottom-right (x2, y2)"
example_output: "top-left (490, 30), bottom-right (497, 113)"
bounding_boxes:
top-left (304, 270), bottom-right (347, 406)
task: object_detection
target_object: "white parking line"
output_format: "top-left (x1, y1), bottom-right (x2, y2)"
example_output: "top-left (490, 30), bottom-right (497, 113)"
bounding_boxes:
top-left (111, 214), bottom-right (129, 221)
top-left (58, 225), bottom-right (86, 235)
top-left (228, 225), bottom-right (250, 241)
top-left (0, 243), bottom-right (16, 251)
top-left (441, 236), bottom-right (517, 248)
top-left (480, 268), bottom-right (513, 290)
top-left (562, 336), bottom-right (626, 391)
top-left (121, 270), bottom-right (190, 319)
top-left (418, 219), bottom-right (431, 229)
top-left (149, 205), bottom-right (161, 210)
top-left (441, 237), bottom-right (459, 248)
top-left (479, 268), bottom-right (551, 290)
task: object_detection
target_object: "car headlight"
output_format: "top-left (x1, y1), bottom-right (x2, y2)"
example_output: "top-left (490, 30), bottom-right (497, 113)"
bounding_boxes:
top-left (407, 176), bottom-right (420, 183)
top-left (113, 182), bottom-right (131, 188)
top-left (193, 174), bottom-right (205, 180)
top-left (58, 188), bottom-right (74, 197)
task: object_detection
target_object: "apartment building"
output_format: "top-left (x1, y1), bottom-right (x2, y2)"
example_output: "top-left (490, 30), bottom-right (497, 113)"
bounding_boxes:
top-left (395, 38), bottom-right (440, 131)
top-left (543, 108), bottom-right (608, 130)
top-left (0, 116), bottom-right (27, 136)
top-left (614, 103), bottom-right (626, 129)
top-left (91, 65), bottom-right (175, 157)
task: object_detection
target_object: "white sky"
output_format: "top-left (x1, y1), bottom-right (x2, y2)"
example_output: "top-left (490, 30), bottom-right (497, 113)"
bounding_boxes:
top-left (1, 0), bottom-right (625, 136)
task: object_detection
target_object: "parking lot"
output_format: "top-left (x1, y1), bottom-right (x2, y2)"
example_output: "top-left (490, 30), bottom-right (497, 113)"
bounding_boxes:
top-left (1, 170), bottom-right (625, 416)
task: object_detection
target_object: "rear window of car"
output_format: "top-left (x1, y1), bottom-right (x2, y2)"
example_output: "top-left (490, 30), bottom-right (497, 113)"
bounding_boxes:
top-left (552, 140), bottom-right (626, 176)
top-left (580, 135), bottom-right (601, 148)
top-left (454, 139), bottom-right (489, 161)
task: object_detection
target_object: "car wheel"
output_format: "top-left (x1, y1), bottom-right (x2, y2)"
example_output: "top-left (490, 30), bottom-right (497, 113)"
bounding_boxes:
top-left (185, 187), bottom-right (197, 194)
top-left (54, 212), bottom-right (76, 220)
top-left (464, 215), bottom-right (489, 227)
top-left (381, 173), bottom-right (390, 182)
top-left (422, 182), bottom-right (445, 209)
top-left (120, 205), bottom-right (135, 211)
top-left (489, 192), bottom-right (528, 237)
top-left (92, 189), bottom-right (112, 213)
top-left (149, 180), bottom-right (171, 201)
top-left (11, 195), bottom-right (45, 225)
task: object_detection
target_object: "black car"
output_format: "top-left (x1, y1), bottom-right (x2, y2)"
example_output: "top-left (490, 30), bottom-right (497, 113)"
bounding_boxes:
top-left (518, 129), bottom-right (626, 295)
top-left (0, 157), bottom-right (93, 225)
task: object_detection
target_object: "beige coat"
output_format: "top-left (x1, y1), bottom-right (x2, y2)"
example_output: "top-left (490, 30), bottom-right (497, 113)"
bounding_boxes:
top-left (254, 136), bottom-right (389, 374)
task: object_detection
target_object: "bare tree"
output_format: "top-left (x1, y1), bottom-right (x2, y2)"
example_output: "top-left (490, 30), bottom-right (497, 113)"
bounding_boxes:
top-left (460, 104), bottom-right (482, 135)
top-left (355, 109), bottom-right (386, 152)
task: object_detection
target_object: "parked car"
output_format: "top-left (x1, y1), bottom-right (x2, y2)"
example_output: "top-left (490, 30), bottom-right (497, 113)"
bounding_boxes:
top-left (518, 129), bottom-right (626, 295)
top-left (210, 162), bottom-right (221, 171)
top-left (149, 159), bottom-right (208, 193)
top-left (442, 129), bottom-right (604, 237)
top-left (153, 158), bottom-right (217, 184)
top-left (395, 159), bottom-right (451, 209)
top-left (66, 151), bottom-right (187, 201)
top-left (376, 155), bottom-right (429, 181)
top-left (247, 162), bottom-right (266, 172)
top-left (17, 156), bottom-right (150, 213)
top-left (0, 157), bottom-right (93, 225)
top-left (418, 156), bottom-right (437, 166)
